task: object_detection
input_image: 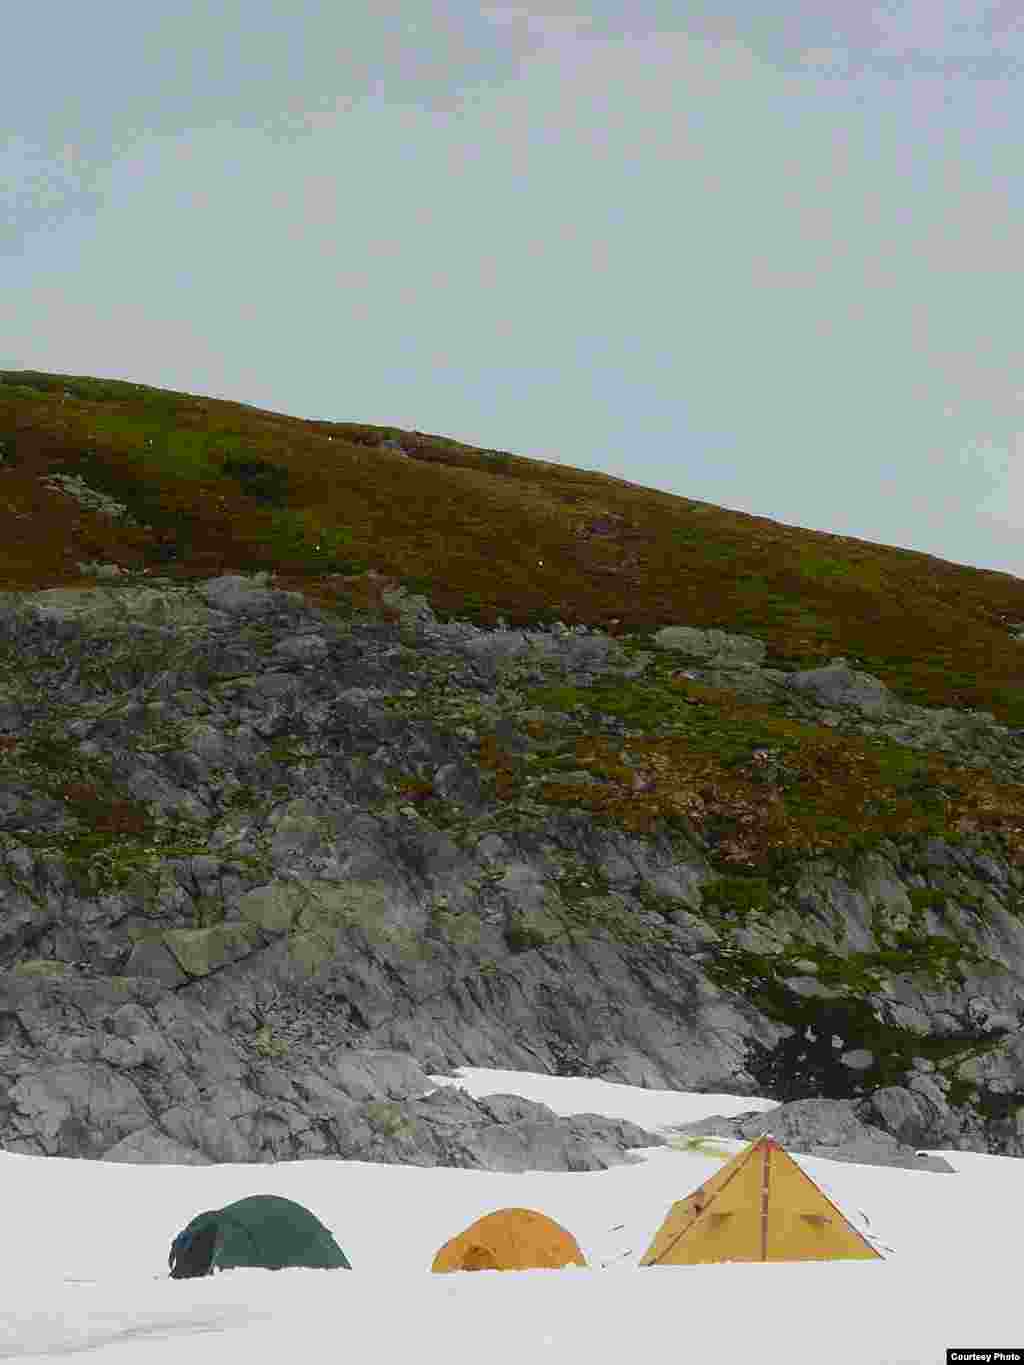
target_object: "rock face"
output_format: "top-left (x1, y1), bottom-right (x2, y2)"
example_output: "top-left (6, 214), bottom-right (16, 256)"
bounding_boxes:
top-left (1, 568), bottom-right (1024, 1168)
top-left (1, 965), bottom-right (657, 1170)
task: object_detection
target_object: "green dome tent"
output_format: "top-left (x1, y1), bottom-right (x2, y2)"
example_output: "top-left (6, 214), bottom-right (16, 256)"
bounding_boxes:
top-left (168, 1195), bottom-right (351, 1279)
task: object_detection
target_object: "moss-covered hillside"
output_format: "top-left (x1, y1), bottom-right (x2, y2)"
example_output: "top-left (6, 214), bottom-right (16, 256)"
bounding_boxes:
top-left (3, 367), bottom-right (1024, 882)
top-left (3, 366), bottom-right (1024, 717)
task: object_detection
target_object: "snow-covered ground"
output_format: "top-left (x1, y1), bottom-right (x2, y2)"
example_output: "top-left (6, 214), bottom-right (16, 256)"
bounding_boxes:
top-left (2, 1068), bottom-right (1019, 1363)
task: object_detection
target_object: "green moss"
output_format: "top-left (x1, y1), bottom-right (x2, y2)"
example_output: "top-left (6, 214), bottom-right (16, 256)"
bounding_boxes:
top-left (162, 923), bottom-right (262, 977)
top-left (258, 507), bottom-right (360, 573)
top-left (193, 896), bottom-right (226, 930)
top-left (364, 1100), bottom-right (415, 1138)
top-left (13, 959), bottom-right (71, 977)
top-left (427, 904), bottom-right (485, 949)
top-left (503, 905), bottom-right (566, 952)
top-left (699, 874), bottom-right (778, 927)
top-left (795, 551), bottom-right (855, 584)
top-left (253, 1024), bottom-right (289, 1058)
top-left (666, 1135), bottom-right (734, 1157)
top-left (692, 880), bottom-right (1014, 1108)
top-left (943, 1072), bottom-right (1024, 1129)
top-left (709, 942), bottom-right (993, 1100)
top-left (219, 453), bottom-right (292, 508)
top-left (453, 656), bottom-right (1024, 876)
top-left (907, 887), bottom-right (948, 913)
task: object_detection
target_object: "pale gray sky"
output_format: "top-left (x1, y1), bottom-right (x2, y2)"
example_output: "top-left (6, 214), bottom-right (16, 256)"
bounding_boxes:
top-left (5, 3), bottom-right (1024, 580)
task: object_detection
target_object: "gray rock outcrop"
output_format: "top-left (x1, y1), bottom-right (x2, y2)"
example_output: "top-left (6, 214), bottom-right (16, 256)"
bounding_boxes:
top-left (783, 658), bottom-right (900, 718)
top-left (665, 1097), bottom-right (956, 1172)
top-left (0, 964), bottom-right (663, 1171)
top-left (0, 568), bottom-right (1023, 1170)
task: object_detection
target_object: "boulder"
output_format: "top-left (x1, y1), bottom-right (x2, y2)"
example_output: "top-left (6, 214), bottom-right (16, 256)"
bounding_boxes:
top-left (666, 1098), bottom-right (956, 1172)
top-left (651, 625), bottom-right (766, 667)
top-left (784, 658), bottom-right (899, 717)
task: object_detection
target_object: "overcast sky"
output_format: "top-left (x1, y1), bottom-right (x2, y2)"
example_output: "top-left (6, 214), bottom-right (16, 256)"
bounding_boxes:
top-left (5, 3), bottom-right (1024, 581)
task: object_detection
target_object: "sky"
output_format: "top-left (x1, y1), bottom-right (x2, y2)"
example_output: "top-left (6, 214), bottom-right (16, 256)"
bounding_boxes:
top-left (1, 1066), bottom-right (1020, 1363)
top-left (5, 3), bottom-right (1024, 582)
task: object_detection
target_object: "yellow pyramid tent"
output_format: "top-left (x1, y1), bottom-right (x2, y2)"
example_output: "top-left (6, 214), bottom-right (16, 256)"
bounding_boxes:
top-left (431, 1208), bottom-right (588, 1273)
top-left (640, 1135), bottom-right (882, 1266)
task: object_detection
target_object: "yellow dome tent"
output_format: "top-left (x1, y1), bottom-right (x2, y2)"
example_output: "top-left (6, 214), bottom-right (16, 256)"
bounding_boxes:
top-left (431, 1208), bottom-right (588, 1273)
top-left (640, 1135), bottom-right (882, 1266)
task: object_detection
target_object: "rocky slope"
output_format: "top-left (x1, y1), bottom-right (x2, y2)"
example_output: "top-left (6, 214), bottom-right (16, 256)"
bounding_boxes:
top-left (1, 563), bottom-right (1023, 1168)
